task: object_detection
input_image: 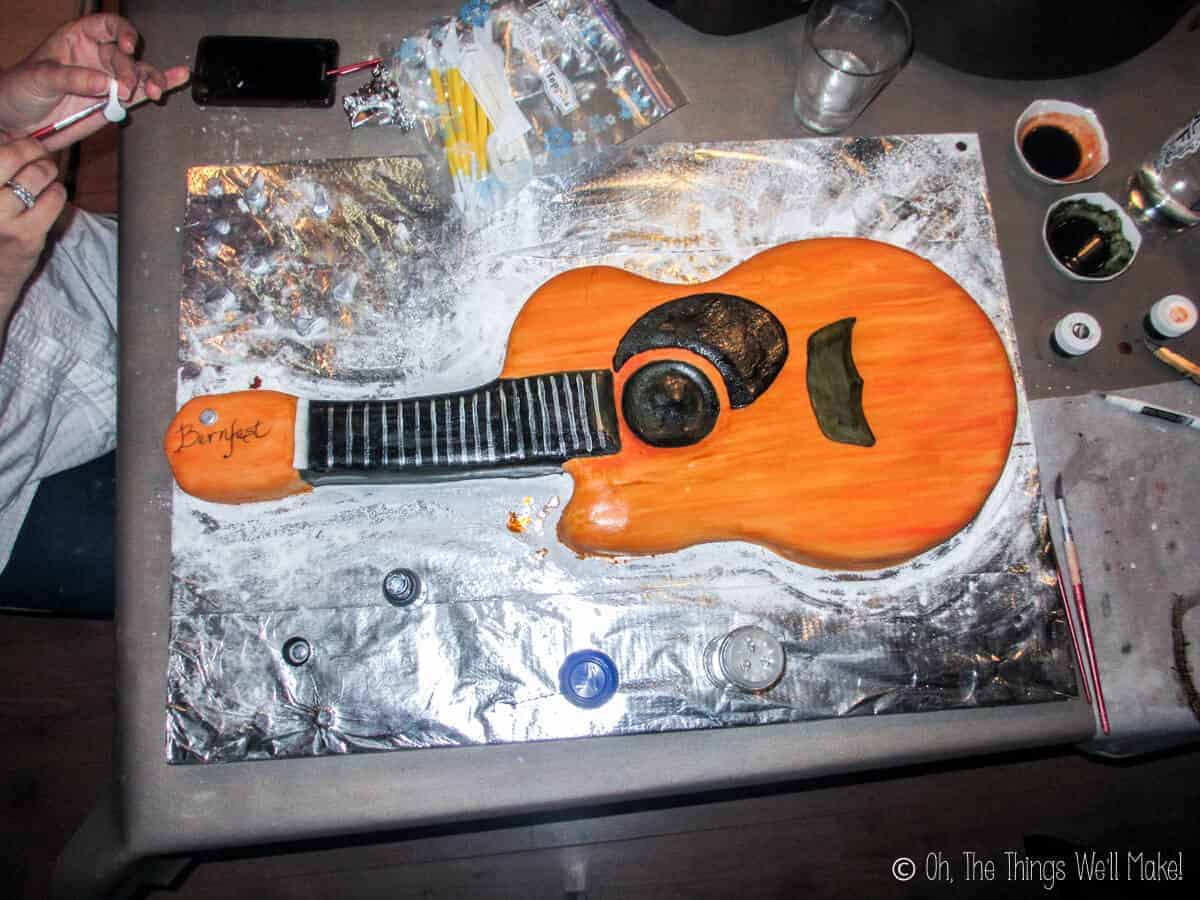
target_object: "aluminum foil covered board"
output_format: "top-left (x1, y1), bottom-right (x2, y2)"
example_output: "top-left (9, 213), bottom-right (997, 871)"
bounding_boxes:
top-left (167, 136), bottom-right (1076, 764)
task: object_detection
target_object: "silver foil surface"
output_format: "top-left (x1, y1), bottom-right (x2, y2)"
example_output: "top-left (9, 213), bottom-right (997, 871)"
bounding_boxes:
top-left (167, 136), bottom-right (1076, 764)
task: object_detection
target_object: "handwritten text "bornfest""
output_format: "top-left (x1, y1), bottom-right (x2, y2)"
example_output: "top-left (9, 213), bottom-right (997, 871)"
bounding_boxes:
top-left (172, 419), bottom-right (271, 460)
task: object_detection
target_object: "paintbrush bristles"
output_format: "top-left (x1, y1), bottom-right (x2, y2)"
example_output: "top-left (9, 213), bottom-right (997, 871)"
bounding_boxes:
top-left (1054, 472), bottom-right (1064, 501)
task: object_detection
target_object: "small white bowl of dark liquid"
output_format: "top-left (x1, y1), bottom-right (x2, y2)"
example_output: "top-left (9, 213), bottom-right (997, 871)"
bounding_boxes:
top-left (1043, 192), bottom-right (1140, 281)
top-left (1015, 100), bottom-right (1110, 184)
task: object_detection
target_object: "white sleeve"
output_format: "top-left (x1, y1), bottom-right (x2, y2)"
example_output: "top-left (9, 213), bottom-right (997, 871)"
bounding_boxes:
top-left (0, 209), bottom-right (118, 570)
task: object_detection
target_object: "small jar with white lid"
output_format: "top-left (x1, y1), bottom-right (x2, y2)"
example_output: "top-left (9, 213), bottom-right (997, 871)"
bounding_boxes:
top-left (1051, 312), bottom-right (1102, 357)
top-left (1145, 295), bottom-right (1197, 340)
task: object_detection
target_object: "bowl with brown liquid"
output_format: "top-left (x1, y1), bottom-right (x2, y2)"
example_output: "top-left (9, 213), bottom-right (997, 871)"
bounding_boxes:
top-left (1014, 100), bottom-right (1110, 184)
top-left (1042, 192), bottom-right (1140, 281)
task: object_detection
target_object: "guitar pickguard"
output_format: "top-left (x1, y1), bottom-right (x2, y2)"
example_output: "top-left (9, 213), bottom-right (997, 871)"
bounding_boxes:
top-left (613, 292), bottom-right (788, 408)
top-left (806, 318), bottom-right (876, 448)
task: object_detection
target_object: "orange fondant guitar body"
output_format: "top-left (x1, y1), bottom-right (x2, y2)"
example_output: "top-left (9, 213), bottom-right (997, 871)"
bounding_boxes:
top-left (165, 239), bottom-right (1017, 570)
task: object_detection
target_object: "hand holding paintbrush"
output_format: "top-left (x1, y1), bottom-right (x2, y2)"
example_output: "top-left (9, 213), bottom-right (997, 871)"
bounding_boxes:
top-left (0, 13), bottom-right (189, 150)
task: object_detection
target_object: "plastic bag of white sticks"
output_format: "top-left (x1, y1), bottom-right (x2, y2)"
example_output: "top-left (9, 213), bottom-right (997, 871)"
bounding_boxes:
top-left (345, 0), bottom-right (686, 221)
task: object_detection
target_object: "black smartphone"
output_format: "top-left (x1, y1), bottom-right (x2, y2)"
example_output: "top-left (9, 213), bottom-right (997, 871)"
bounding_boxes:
top-left (192, 36), bottom-right (339, 108)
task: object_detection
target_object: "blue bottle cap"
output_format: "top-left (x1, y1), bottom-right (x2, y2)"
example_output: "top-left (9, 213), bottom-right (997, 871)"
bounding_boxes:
top-left (559, 649), bottom-right (618, 709)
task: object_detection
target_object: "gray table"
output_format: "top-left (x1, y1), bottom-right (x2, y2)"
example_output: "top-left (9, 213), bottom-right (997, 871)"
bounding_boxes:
top-left (1033, 381), bottom-right (1200, 758)
top-left (56, 0), bottom-right (1200, 894)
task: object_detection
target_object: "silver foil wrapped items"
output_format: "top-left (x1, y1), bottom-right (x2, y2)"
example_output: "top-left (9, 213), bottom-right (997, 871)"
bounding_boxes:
top-left (343, 63), bottom-right (418, 131)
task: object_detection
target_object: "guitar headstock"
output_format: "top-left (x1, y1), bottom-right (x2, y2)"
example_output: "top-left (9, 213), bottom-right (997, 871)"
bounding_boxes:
top-left (163, 390), bottom-right (311, 504)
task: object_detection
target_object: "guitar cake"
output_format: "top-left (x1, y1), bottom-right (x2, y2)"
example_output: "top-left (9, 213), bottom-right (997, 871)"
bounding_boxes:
top-left (164, 239), bottom-right (1017, 570)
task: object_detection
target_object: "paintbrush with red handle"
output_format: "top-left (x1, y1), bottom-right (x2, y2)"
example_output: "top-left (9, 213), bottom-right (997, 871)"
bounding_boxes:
top-left (1055, 565), bottom-right (1092, 706)
top-left (30, 57), bottom-right (380, 142)
top-left (1054, 474), bottom-right (1110, 734)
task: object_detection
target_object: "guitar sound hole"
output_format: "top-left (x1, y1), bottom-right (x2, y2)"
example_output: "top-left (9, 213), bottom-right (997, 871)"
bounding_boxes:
top-left (621, 361), bottom-right (719, 448)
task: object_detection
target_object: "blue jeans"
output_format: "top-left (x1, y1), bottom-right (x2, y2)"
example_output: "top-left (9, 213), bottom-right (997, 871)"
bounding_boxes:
top-left (0, 451), bottom-right (115, 616)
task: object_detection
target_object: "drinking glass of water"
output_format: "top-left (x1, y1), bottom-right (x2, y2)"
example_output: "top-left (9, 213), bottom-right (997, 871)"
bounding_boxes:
top-left (1127, 111), bottom-right (1200, 232)
top-left (793, 0), bottom-right (913, 135)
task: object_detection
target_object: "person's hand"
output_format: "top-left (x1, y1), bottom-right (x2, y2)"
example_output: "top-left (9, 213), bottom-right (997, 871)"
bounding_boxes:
top-left (0, 14), bottom-right (189, 152)
top-left (0, 139), bottom-right (66, 328)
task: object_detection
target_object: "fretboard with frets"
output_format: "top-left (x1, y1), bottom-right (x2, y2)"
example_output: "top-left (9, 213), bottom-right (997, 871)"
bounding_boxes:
top-left (302, 370), bottom-right (621, 483)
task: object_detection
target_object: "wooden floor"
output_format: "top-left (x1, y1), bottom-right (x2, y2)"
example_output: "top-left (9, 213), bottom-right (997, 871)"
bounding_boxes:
top-left (2, 613), bottom-right (1199, 899)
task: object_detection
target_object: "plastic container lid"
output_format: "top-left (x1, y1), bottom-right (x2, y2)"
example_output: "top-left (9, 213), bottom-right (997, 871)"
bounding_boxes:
top-left (1053, 312), bottom-right (1102, 356)
top-left (558, 649), bottom-right (619, 708)
top-left (1149, 295), bottom-right (1197, 338)
top-left (716, 626), bottom-right (786, 692)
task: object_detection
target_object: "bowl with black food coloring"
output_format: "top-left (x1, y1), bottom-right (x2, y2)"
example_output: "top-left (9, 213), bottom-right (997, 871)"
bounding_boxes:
top-left (1043, 193), bottom-right (1140, 282)
top-left (1014, 100), bottom-right (1110, 184)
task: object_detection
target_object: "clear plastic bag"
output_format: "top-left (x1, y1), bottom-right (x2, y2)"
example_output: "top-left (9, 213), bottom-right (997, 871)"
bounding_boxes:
top-left (348, 1), bottom-right (686, 221)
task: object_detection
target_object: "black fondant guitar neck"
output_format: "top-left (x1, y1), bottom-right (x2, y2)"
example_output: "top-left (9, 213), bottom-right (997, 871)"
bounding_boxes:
top-left (300, 371), bottom-right (620, 485)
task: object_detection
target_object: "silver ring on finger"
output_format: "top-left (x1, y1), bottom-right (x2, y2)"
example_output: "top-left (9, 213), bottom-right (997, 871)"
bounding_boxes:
top-left (5, 179), bottom-right (37, 210)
